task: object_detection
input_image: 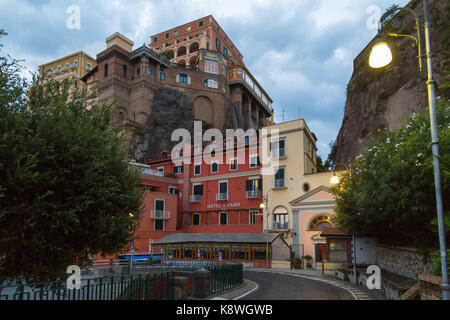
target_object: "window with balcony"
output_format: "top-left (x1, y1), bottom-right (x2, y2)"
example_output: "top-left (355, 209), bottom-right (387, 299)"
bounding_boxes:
top-left (246, 178), bottom-right (262, 199)
top-left (274, 167), bottom-right (286, 189)
top-left (191, 184), bottom-right (203, 203)
top-left (217, 181), bottom-right (228, 201)
top-left (271, 139), bottom-right (286, 159)
top-left (220, 212), bottom-right (228, 225)
top-left (273, 206), bottom-right (289, 230)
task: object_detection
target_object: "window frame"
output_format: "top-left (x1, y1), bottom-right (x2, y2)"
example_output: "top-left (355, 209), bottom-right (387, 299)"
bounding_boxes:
top-left (211, 160), bottom-right (219, 174)
top-left (220, 211), bottom-right (228, 225)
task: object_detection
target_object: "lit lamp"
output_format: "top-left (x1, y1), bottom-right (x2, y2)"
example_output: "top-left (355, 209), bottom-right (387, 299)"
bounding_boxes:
top-left (368, 1), bottom-right (448, 300)
top-left (330, 174), bottom-right (340, 185)
top-left (368, 42), bottom-right (393, 69)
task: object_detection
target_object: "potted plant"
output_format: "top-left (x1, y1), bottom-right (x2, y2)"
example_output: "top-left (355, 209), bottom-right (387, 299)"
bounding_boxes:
top-left (292, 257), bottom-right (303, 270)
top-left (303, 255), bottom-right (313, 269)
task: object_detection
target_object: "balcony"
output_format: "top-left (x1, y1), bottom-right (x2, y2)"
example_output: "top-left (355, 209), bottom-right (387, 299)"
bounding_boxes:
top-left (190, 195), bottom-right (202, 203)
top-left (246, 190), bottom-right (261, 199)
top-left (216, 193), bottom-right (228, 201)
top-left (228, 65), bottom-right (273, 123)
top-left (273, 179), bottom-right (286, 189)
top-left (272, 222), bottom-right (289, 231)
top-left (150, 210), bottom-right (171, 220)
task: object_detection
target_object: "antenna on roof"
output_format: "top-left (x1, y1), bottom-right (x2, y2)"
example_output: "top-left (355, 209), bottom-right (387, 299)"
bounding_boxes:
top-left (281, 106), bottom-right (285, 122)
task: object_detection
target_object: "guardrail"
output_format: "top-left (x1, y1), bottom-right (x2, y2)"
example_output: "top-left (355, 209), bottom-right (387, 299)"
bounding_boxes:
top-left (0, 273), bottom-right (174, 301)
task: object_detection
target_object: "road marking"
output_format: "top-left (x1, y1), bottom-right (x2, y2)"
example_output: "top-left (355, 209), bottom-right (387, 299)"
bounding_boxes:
top-left (232, 280), bottom-right (260, 300)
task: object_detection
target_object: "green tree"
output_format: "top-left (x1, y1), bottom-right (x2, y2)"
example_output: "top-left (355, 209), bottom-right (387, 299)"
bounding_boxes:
top-left (332, 99), bottom-right (450, 249)
top-left (0, 31), bottom-right (143, 283)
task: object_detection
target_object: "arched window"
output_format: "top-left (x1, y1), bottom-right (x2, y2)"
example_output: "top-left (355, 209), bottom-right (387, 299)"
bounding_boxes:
top-left (273, 206), bottom-right (289, 230)
top-left (309, 215), bottom-right (334, 231)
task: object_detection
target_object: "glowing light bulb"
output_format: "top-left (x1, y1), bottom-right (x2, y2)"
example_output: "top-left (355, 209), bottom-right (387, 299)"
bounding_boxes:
top-left (369, 42), bottom-right (393, 69)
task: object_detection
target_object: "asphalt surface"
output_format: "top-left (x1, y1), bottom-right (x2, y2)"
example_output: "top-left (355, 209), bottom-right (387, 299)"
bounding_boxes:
top-left (242, 270), bottom-right (354, 300)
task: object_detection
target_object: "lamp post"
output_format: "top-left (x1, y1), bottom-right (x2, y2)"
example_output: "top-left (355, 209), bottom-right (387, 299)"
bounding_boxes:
top-left (260, 195), bottom-right (269, 269)
top-left (330, 163), bottom-right (357, 285)
top-left (368, 0), bottom-right (448, 300)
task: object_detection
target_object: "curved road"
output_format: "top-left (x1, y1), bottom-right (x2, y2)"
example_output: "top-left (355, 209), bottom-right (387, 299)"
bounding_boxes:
top-left (242, 271), bottom-right (354, 300)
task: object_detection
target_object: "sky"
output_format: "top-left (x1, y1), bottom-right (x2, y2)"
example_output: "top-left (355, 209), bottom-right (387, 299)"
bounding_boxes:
top-left (0, 0), bottom-right (411, 158)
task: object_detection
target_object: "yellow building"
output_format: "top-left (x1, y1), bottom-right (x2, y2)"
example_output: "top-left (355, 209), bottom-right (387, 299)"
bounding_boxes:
top-left (38, 51), bottom-right (96, 92)
top-left (261, 119), bottom-right (337, 269)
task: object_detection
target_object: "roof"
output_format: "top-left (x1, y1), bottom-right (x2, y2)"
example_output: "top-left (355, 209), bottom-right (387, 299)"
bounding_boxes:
top-left (320, 227), bottom-right (351, 237)
top-left (153, 233), bottom-right (280, 245)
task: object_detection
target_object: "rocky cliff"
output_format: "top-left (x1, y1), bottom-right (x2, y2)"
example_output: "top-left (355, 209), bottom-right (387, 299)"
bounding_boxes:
top-left (334, 0), bottom-right (449, 164)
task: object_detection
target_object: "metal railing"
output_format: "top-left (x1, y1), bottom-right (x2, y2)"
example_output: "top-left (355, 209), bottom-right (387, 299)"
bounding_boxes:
top-left (216, 193), bottom-right (228, 201)
top-left (0, 273), bottom-right (174, 301)
top-left (246, 190), bottom-right (261, 199)
top-left (273, 222), bottom-right (289, 230)
top-left (150, 210), bottom-right (171, 220)
top-left (190, 195), bottom-right (202, 203)
top-left (274, 179), bottom-right (286, 189)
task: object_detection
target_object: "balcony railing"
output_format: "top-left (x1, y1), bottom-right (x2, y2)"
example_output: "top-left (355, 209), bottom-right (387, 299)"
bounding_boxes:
top-left (228, 65), bottom-right (273, 120)
top-left (150, 210), bottom-right (171, 220)
top-left (216, 193), bottom-right (228, 201)
top-left (246, 190), bottom-right (261, 199)
top-left (274, 179), bottom-right (286, 189)
top-left (273, 222), bottom-right (289, 230)
top-left (190, 195), bottom-right (202, 203)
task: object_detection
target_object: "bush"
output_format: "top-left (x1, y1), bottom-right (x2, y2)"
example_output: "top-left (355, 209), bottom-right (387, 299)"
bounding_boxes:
top-left (332, 99), bottom-right (450, 249)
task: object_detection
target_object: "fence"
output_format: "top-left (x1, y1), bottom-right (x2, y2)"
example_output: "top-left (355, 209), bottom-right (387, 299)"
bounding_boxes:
top-left (0, 272), bottom-right (174, 301)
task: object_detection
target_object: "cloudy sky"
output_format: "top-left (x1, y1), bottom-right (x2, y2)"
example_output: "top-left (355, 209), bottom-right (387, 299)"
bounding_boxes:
top-left (0, 0), bottom-right (410, 157)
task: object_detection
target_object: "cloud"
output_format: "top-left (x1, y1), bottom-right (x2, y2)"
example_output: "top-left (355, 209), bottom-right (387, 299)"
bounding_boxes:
top-left (0, 0), bottom-right (411, 157)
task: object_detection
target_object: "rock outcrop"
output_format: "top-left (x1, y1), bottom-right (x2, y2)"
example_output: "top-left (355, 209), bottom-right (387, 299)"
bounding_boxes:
top-left (334, 0), bottom-right (449, 164)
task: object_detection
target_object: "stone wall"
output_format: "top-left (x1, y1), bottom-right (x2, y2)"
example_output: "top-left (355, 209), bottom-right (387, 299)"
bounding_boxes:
top-left (376, 246), bottom-right (432, 280)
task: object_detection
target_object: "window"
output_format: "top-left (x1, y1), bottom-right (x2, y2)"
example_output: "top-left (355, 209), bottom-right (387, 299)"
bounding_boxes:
top-left (143, 186), bottom-right (155, 192)
top-left (194, 164), bottom-right (201, 175)
top-left (147, 67), bottom-right (152, 76)
top-left (178, 73), bottom-right (188, 84)
top-left (136, 67), bottom-right (141, 76)
top-left (165, 33), bottom-right (169, 39)
top-left (211, 161), bottom-right (219, 173)
top-left (87, 64), bottom-right (91, 71)
top-left (218, 181), bottom-right (228, 201)
top-left (309, 215), bottom-right (333, 231)
top-left (249, 210), bottom-right (259, 225)
top-left (224, 48), bottom-right (228, 56)
top-left (193, 184), bottom-right (203, 196)
top-left (204, 59), bottom-right (219, 74)
top-left (250, 155), bottom-right (260, 168)
top-left (216, 38), bottom-right (221, 49)
top-left (157, 167), bottom-right (164, 175)
top-left (174, 165), bottom-right (183, 174)
top-left (123, 65), bottom-right (127, 78)
top-left (155, 220), bottom-right (164, 231)
top-left (204, 79), bottom-right (219, 89)
top-left (230, 158), bottom-right (238, 171)
top-left (199, 21), bottom-right (204, 27)
top-left (160, 70), bottom-right (165, 80)
top-left (104, 63), bottom-right (108, 77)
top-left (220, 212), bottom-right (228, 225)
top-left (193, 214), bottom-right (200, 226)
top-left (169, 186), bottom-right (178, 195)
top-left (154, 37), bottom-right (158, 43)
top-left (274, 167), bottom-right (285, 188)
top-left (271, 139), bottom-right (286, 158)
top-left (174, 30), bottom-right (178, 36)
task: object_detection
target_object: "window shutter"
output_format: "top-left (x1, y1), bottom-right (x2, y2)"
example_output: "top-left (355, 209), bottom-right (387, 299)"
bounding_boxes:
top-left (246, 180), bottom-right (251, 192)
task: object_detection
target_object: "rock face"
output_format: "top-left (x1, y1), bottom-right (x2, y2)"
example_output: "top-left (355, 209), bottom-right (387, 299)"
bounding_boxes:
top-left (334, 0), bottom-right (449, 164)
top-left (130, 87), bottom-right (195, 162)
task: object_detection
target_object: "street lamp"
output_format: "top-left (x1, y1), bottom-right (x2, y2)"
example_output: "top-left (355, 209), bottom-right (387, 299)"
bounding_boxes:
top-left (368, 1), bottom-right (449, 300)
top-left (260, 195), bottom-right (270, 269)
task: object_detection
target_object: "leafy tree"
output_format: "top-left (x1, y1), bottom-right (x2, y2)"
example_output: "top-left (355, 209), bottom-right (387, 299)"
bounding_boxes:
top-left (332, 99), bottom-right (450, 249)
top-left (0, 31), bottom-right (143, 283)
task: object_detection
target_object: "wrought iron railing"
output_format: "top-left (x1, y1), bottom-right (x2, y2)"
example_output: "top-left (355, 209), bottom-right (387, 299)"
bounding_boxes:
top-left (150, 210), bottom-right (171, 220)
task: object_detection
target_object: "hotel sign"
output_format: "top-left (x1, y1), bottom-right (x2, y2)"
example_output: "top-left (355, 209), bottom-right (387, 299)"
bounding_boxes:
top-left (207, 202), bottom-right (241, 209)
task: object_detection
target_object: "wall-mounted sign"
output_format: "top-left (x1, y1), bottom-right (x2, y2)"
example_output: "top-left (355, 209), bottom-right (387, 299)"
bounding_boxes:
top-left (207, 203), bottom-right (241, 209)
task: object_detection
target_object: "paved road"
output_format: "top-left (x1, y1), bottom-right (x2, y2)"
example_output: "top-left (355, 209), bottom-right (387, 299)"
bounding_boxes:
top-left (242, 270), bottom-right (354, 300)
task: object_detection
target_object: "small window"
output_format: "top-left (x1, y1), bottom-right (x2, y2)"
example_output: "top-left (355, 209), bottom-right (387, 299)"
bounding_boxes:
top-left (194, 164), bottom-right (201, 175)
top-left (211, 161), bottom-right (219, 173)
top-left (147, 67), bottom-right (152, 76)
top-left (165, 33), bottom-right (169, 39)
top-left (174, 30), bottom-right (178, 36)
top-left (104, 63), bottom-right (108, 77)
top-left (220, 212), bottom-right (228, 225)
top-left (193, 214), bottom-right (200, 226)
top-left (155, 220), bottom-right (164, 231)
top-left (224, 48), bottom-right (228, 56)
top-left (179, 74), bottom-right (188, 84)
top-left (136, 67), bottom-right (141, 76)
top-left (169, 186), bottom-right (178, 195)
top-left (230, 158), bottom-right (238, 171)
top-left (160, 70), bottom-right (165, 80)
top-left (303, 183), bottom-right (310, 193)
top-left (154, 37), bottom-right (158, 43)
top-left (157, 167), bottom-right (164, 175)
top-left (250, 155), bottom-right (260, 168)
top-left (216, 38), bottom-right (221, 50)
top-left (174, 165), bottom-right (183, 174)
top-left (199, 21), bottom-right (204, 27)
top-left (204, 79), bottom-right (219, 89)
top-left (86, 64), bottom-right (91, 70)
top-left (123, 65), bottom-right (127, 78)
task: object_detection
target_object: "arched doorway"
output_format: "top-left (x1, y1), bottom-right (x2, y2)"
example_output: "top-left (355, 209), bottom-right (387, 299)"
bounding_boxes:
top-left (177, 46), bottom-right (187, 57)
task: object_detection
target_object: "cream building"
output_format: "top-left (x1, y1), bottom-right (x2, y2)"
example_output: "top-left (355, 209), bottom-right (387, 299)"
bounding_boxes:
top-left (261, 119), bottom-right (336, 269)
